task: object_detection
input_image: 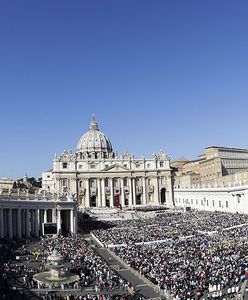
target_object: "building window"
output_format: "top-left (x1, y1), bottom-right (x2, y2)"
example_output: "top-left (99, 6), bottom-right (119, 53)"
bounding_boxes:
top-left (212, 200), bottom-right (215, 207)
top-left (147, 164), bottom-right (150, 168)
top-left (226, 201), bottom-right (228, 208)
top-left (136, 163), bottom-right (140, 168)
top-left (219, 200), bottom-right (221, 208)
top-left (160, 162), bottom-right (164, 167)
top-left (90, 164), bottom-right (95, 169)
top-left (79, 165), bottom-right (82, 169)
top-left (62, 162), bottom-right (67, 169)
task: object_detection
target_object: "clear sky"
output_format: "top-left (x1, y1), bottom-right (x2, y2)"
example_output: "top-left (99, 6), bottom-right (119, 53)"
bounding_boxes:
top-left (0, 1), bottom-right (248, 179)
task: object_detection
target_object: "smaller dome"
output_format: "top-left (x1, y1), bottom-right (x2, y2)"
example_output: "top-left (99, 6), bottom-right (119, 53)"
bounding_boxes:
top-left (77, 116), bottom-right (113, 158)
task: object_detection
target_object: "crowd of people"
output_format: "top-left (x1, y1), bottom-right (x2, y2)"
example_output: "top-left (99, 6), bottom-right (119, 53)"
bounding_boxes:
top-left (92, 211), bottom-right (248, 246)
top-left (91, 211), bottom-right (248, 299)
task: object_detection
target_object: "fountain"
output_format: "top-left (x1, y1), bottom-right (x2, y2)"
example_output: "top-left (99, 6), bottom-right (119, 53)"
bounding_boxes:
top-left (33, 249), bottom-right (79, 288)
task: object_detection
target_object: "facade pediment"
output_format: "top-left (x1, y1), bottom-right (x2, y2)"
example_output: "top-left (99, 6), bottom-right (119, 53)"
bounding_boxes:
top-left (102, 164), bottom-right (130, 172)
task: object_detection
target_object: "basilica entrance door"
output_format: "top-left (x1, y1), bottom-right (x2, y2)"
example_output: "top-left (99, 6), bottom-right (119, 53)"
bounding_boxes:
top-left (114, 195), bottom-right (120, 208)
top-left (161, 188), bottom-right (166, 204)
top-left (90, 196), bottom-right (96, 207)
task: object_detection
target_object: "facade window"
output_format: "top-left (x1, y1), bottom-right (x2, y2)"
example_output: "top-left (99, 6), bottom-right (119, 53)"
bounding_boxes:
top-left (212, 200), bottom-right (215, 207)
top-left (124, 178), bottom-right (128, 186)
top-left (78, 165), bottom-right (82, 169)
top-left (226, 201), bottom-right (228, 208)
top-left (62, 179), bottom-right (67, 187)
top-left (160, 162), bottom-right (164, 167)
top-left (147, 164), bottom-right (150, 168)
top-left (62, 162), bottom-right (67, 169)
top-left (219, 200), bottom-right (221, 208)
top-left (104, 178), bottom-right (109, 187)
top-left (196, 199), bottom-right (198, 205)
top-left (47, 175), bottom-right (50, 178)
top-left (90, 164), bottom-right (96, 169)
top-left (136, 163), bottom-right (140, 168)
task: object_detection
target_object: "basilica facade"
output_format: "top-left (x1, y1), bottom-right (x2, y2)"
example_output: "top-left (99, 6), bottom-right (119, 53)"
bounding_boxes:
top-left (42, 117), bottom-right (174, 208)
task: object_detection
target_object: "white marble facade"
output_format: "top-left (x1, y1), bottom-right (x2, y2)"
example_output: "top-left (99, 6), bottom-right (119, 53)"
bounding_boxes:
top-left (42, 117), bottom-right (174, 208)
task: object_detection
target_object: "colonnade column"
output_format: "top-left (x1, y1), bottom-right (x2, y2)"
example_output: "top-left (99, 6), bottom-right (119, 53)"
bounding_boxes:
top-left (44, 209), bottom-right (47, 223)
top-left (0, 208), bottom-right (4, 238)
top-left (85, 179), bottom-right (90, 207)
top-left (128, 177), bottom-right (133, 207)
top-left (8, 209), bottom-right (13, 239)
top-left (110, 178), bottom-right (114, 207)
top-left (132, 178), bottom-right (136, 206)
top-left (35, 209), bottom-right (40, 237)
top-left (97, 179), bottom-right (102, 207)
top-left (101, 179), bottom-right (106, 206)
top-left (21, 210), bottom-right (26, 236)
top-left (17, 208), bottom-right (22, 238)
top-left (57, 209), bottom-right (61, 235)
top-left (143, 177), bottom-right (147, 205)
top-left (120, 178), bottom-right (125, 207)
top-left (26, 209), bottom-right (30, 238)
top-left (52, 208), bottom-right (56, 223)
top-left (70, 209), bottom-right (74, 234)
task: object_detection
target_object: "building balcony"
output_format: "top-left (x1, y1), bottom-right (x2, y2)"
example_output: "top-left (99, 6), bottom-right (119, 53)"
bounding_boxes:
top-left (79, 188), bottom-right (85, 195)
top-left (148, 185), bottom-right (154, 193)
top-left (105, 187), bottom-right (111, 195)
top-left (90, 187), bottom-right (97, 196)
top-left (114, 187), bottom-right (121, 195)
top-left (124, 186), bottom-right (129, 194)
top-left (136, 186), bottom-right (143, 194)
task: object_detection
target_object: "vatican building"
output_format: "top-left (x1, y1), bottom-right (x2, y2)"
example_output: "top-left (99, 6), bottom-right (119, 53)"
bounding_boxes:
top-left (42, 116), bottom-right (174, 208)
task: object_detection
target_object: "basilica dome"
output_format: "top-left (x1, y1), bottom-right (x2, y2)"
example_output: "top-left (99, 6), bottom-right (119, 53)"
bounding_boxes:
top-left (77, 116), bottom-right (114, 159)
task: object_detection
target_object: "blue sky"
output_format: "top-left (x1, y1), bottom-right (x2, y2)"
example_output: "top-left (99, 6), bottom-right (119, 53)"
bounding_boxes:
top-left (0, 1), bottom-right (248, 179)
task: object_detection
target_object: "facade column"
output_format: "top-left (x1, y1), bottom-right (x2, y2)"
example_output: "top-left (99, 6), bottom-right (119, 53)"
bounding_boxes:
top-left (97, 179), bottom-right (102, 207)
top-left (85, 179), bottom-right (90, 207)
top-left (120, 178), bottom-right (125, 207)
top-left (101, 178), bottom-right (106, 206)
top-left (143, 177), bottom-right (147, 205)
top-left (35, 209), bottom-right (40, 237)
top-left (26, 209), bottom-right (30, 238)
top-left (132, 178), bottom-right (136, 206)
top-left (8, 209), bottom-right (13, 239)
top-left (154, 176), bottom-right (159, 204)
top-left (128, 177), bottom-right (133, 207)
top-left (17, 208), bottom-right (22, 238)
top-left (57, 209), bottom-right (61, 235)
top-left (110, 178), bottom-right (114, 207)
top-left (0, 208), bottom-right (4, 239)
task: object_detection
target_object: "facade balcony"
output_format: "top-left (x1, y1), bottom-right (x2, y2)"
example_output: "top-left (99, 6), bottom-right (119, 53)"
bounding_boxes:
top-left (148, 185), bottom-right (154, 193)
top-left (114, 187), bottom-right (121, 195)
top-left (124, 186), bottom-right (129, 194)
top-left (79, 188), bottom-right (85, 195)
top-left (105, 187), bottom-right (111, 195)
top-left (90, 187), bottom-right (97, 196)
top-left (136, 186), bottom-right (143, 194)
